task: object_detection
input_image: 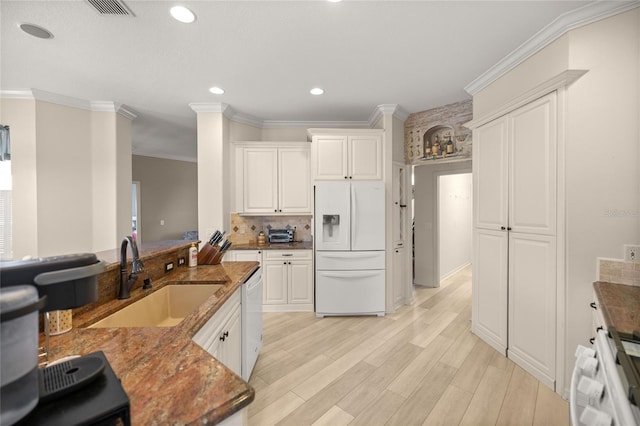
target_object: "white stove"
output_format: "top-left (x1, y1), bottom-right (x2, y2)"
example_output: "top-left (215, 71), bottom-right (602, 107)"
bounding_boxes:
top-left (570, 329), bottom-right (640, 425)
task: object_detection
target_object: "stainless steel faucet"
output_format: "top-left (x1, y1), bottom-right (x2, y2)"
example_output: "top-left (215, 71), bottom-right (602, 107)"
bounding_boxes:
top-left (118, 236), bottom-right (151, 299)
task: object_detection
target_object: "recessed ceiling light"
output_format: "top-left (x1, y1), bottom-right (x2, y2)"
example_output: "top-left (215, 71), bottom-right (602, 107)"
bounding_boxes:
top-left (209, 86), bottom-right (225, 95)
top-left (310, 88), bottom-right (324, 96)
top-left (19, 23), bottom-right (53, 39)
top-left (170, 6), bottom-right (196, 23)
top-left (327, 0), bottom-right (342, 3)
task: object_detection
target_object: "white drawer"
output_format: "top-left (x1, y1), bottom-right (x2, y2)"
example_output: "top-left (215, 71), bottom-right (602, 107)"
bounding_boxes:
top-left (316, 251), bottom-right (385, 270)
top-left (263, 250), bottom-right (312, 261)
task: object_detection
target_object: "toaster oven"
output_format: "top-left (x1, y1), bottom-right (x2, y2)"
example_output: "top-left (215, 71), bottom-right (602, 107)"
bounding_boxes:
top-left (268, 229), bottom-right (294, 243)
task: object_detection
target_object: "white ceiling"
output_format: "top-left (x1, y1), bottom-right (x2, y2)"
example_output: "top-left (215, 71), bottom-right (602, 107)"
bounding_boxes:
top-left (1, 0), bottom-right (594, 161)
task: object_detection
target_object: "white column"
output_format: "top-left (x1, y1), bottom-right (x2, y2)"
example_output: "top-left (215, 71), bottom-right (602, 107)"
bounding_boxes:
top-left (190, 103), bottom-right (231, 245)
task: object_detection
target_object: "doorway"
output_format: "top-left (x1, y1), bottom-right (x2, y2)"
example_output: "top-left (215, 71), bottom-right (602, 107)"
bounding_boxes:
top-left (437, 172), bottom-right (472, 282)
top-left (132, 181), bottom-right (141, 243)
top-left (412, 162), bottom-right (472, 287)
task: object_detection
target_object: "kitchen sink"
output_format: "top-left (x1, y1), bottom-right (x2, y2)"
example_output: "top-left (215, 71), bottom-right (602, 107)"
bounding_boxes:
top-left (89, 284), bottom-right (224, 328)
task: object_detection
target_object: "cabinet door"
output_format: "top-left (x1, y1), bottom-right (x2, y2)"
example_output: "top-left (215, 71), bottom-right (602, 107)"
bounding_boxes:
top-left (263, 261), bottom-right (287, 305)
top-left (288, 260), bottom-right (313, 304)
top-left (472, 229), bottom-right (508, 355)
top-left (243, 148), bottom-right (278, 213)
top-left (228, 250), bottom-right (262, 263)
top-left (509, 92), bottom-right (557, 235)
top-left (508, 232), bottom-right (556, 389)
top-left (313, 136), bottom-right (348, 180)
top-left (473, 117), bottom-right (508, 231)
top-left (279, 148), bottom-right (311, 213)
top-left (221, 305), bottom-right (242, 377)
top-left (393, 246), bottom-right (406, 308)
top-left (349, 135), bottom-right (382, 180)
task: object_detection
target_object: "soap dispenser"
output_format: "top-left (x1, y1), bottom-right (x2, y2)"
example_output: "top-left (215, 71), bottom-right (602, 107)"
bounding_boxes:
top-left (189, 243), bottom-right (198, 267)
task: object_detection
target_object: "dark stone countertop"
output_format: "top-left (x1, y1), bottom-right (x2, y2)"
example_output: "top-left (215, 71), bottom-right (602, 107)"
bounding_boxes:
top-left (229, 241), bottom-right (313, 250)
top-left (593, 281), bottom-right (640, 335)
top-left (46, 261), bottom-right (259, 425)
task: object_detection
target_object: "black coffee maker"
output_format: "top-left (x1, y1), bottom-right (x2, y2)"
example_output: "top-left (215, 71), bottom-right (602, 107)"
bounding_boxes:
top-left (0, 253), bottom-right (129, 425)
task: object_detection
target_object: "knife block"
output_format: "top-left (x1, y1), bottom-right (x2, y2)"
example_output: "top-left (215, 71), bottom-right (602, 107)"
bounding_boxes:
top-left (197, 244), bottom-right (221, 265)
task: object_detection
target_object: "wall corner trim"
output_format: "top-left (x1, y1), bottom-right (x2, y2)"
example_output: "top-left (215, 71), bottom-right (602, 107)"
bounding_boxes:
top-left (464, 69), bottom-right (587, 130)
top-left (464, 1), bottom-right (639, 96)
top-left (369, 104), bottom-right (410, 126)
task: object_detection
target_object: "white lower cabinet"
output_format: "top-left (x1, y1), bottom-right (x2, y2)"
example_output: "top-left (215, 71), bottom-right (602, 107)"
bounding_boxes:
top-left (192, 289), bottom-right (242, 377)
top-left (223, 249), bottom-right (263, 264)
top-left (263, 250), bottom-right (313, 312)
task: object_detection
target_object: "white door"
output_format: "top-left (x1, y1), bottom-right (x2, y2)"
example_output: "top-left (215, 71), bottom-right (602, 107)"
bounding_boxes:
top-left (349, 135), bottom-right (382, 180)
top-left (288, 260), bottom-right (313, 304)
top-left (393, 246), bottom-right (406, 309)
top-left (472, 228), bottom-right (508, 355)
top-left (313, 136), bottom-right (348, 180)
top-left (221, 305), bottom-right (242, 377)
top-left (351, 182), bottom-right (385, 251)
top-left (508, 232), bottom-right (556, 388)
top-left (509, 92), bottom-right (557, 236)
top-left (315, 182), bottom-right (351, 251)
top-left (263, 261), bottom-right (287, 305)
top-left (243, 148), bottom-right (278, 213)
top-left (473, 116), bottom-right (508, 231)
top-left (279, 148), bottom-right (311, 213)
top-left (315, 270), bottom-right (385, 315)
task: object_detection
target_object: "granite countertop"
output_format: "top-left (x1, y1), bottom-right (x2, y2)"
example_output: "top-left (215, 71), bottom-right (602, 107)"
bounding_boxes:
top-left (230, 241), bottom-right (313, 250)
top-left (593, 281), bottom-right (640, 334)
top-left (94, 240), bottom-right (198, 271)
top-left (46, 261), bottom-right (259, 424)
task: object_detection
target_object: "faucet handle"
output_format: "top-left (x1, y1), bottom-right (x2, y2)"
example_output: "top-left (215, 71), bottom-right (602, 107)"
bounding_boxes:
top-left (131, 259), bottom-right (145, 274)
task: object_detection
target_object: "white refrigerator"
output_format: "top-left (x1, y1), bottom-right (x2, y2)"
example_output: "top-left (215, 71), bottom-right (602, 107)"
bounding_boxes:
top-left (315, 181), bottom-right (386, 317)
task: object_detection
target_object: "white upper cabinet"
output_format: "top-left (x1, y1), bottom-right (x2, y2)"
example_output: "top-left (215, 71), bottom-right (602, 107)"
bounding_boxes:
top-left (473, 117), bottom-right (508, 231)
top-left (508, 94), bottom-right (557, 235)
top-left (278, 148), bottom-right (311, 213)
top-left (235, 142), bottom-right (311, 214)
top-left (309, 130), bottom-right (383, 181)
top-left (243, 147), bottom-right (278, 213)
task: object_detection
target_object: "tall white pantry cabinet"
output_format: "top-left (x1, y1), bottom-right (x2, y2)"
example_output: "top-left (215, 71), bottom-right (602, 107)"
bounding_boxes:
top-left (471, 92), bottom-right (558, 389)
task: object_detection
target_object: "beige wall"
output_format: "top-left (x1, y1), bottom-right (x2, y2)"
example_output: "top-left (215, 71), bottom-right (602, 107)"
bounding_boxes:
top-left (132, 155), bottom-right (197, 242)
top-left (471, 8), bottom-right (640, 394)
top-left (1, 98), bottom-right (38, 258)
top-left (1, 96), bottom-right (133, 258)
top-left (473, 35), bottom-right (570, 118)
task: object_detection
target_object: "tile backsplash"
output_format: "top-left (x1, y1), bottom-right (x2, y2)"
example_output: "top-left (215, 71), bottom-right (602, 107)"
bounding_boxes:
top-left (598, 258), bottom-right (640, 286)
top-left (229, 214), bottom-right (312, 244)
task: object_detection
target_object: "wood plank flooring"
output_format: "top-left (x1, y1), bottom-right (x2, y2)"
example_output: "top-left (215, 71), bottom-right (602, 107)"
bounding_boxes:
top-left (248, 266), bottom-right (569, 426)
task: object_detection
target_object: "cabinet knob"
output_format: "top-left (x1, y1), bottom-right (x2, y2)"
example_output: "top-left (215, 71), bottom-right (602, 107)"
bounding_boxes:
top-left (507, 227), bottom-right (512, 231)
top-left (220, 335), bottom-right (226, 342)
top-left (349, 176), bottom-right (353, 179)
top-left (501, 226), bottom-right (506, 230)
top-left (344, 176), bottom-right (348, 179)
top-left (274, 209), bottom-right (278, 212)
top-left (596, 326), bottom-right (603, 332)
top-left (590, 337), bottom-right (595, 344)
top-left (590, 302), bottom-right (597, 310)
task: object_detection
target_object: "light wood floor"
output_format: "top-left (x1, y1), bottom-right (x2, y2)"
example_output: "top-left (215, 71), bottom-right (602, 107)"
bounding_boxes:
top-left (248, 266), bottom-right (569, 426)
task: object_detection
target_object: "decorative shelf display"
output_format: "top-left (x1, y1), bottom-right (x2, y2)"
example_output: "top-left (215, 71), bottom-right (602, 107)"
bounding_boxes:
top-left (404, 100), bottom-right (473, 165)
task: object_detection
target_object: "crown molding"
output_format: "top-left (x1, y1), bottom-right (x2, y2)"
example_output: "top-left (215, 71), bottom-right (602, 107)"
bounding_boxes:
top-left (132, 151), bottom-right (197, 163)
top-left (189, 102), bottom-right (231, 114)
top-left (464, 69), bottom-right (587, 130)
top-left (1, 89), bottom-right (136, 118)
top-left (369, 104), bottom-right (411, 126)
top-left (91, 101), bottom-right (137, 119)
top-left (263, 120), bottom-right (369, 129)
top-left (465, 1), bottom-right (640, 96)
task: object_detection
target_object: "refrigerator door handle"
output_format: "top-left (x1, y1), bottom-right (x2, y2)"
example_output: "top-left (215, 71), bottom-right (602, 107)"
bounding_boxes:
top-left (320, 271), bottom-right (381, 279)
top-left (318, 252), bottom-right (382, 259)
top-left (351, 184), bottom-right (357, 249)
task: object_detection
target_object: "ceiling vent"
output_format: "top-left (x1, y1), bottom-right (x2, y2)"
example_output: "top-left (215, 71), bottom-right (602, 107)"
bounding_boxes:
top-left (86, 0), bottom-right (133, 16)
